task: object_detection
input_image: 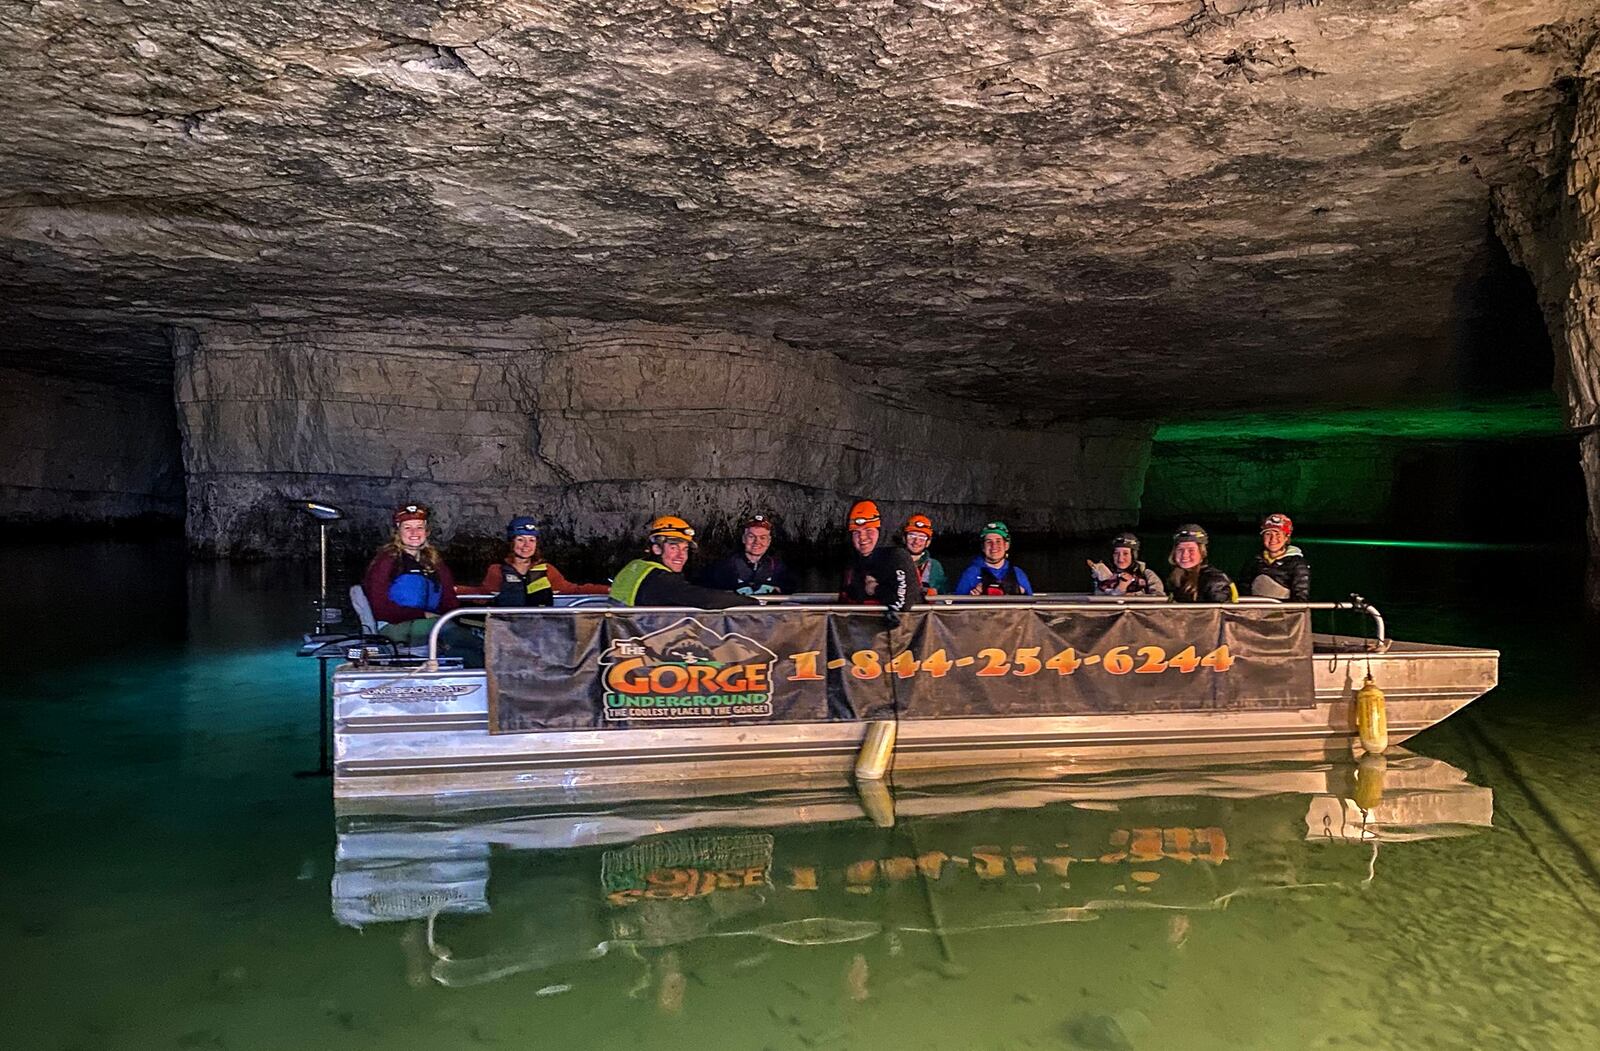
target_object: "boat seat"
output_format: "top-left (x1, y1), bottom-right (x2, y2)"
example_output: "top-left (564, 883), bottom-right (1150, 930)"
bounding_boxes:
top-left (350, 584), bottom-right (383, 634)
top-left (349, 584), bottom-right (428, 657)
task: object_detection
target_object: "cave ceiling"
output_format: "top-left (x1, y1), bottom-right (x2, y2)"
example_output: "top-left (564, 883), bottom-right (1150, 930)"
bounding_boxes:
top-left (1, 0), bottom-right (1593, 414)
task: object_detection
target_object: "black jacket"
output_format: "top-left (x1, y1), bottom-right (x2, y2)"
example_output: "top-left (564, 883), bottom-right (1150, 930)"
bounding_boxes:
top-left (1238, 547), bottom-right (1311, 601)
top-left (1168, 564), bottom-right (1236, 603)
top-left (840, 546), bottom-right (919, 612)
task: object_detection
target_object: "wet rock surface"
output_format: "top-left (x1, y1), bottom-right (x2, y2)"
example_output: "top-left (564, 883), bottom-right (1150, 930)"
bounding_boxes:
top-left (176, 318), bottom-right (1148, 553)
top-left (1491, 59), bottom-right (1600, 602)
top-left (2, 1), bottom-right (1592, 410)
top-left (1, 2), bottom-right (1597, 564)
top-left (0, 365), bottom-right (184, 527)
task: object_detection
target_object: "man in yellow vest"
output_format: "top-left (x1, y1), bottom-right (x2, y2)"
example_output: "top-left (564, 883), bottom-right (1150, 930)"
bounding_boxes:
top-left (611, 515), bottom-right (762, 609)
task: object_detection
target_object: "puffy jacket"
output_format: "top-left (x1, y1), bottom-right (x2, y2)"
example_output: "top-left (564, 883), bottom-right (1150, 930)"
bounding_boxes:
top-left (1167, 564), bottom-right (1237, 604)
top-left (1238, 546), bottom-right (1311, 601)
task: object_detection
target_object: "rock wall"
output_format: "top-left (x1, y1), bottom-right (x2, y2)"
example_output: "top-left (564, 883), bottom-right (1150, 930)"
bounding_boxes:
top-left (0, 365), bottom-right (183, 527)
top-left (1142, 441), bottom-right (1394, 531)
top-left (1490, 44), bottom-right (1600, 606)
top-left (1142, 436), bottom-right (1585, 540)
top-left (175, 319), bottom-right (1152, 556)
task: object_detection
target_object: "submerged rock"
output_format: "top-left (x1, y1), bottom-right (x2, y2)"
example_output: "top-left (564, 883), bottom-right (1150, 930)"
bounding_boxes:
top-left (1065, 1010), bottom-right (1152, 1051)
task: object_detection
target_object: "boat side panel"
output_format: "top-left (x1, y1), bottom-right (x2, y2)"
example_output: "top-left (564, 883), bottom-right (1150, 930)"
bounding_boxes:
top-left (332, 647), bottom-right (1497, 802)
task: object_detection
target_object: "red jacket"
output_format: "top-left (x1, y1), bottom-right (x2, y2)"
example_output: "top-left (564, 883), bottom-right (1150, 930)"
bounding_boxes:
top-left (362, 548), bottom-right (461, 624)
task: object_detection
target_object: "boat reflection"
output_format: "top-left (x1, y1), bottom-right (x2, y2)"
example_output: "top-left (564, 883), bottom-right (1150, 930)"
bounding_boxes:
top-left (332, 750), bottom-right (1491, 990)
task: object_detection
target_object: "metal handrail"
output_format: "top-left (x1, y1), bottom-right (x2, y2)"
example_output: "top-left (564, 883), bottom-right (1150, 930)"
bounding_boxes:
top-left (426, 596), bottom-right (1387, 664)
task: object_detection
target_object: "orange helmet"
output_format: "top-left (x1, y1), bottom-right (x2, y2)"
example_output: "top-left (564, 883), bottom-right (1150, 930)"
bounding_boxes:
top-left (903, 512), bottom-right (934, 538)
top-left (647, 514), bottom-right (697, 544)
top-left (846, 500), bottom-right (881, 531)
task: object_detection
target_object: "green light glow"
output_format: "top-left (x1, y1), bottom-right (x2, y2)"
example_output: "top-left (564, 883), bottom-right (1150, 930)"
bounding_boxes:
top-left (1307, 538), bottom-right (1542, 552)
top-left (1154, 393), bottom-right (1567, 443)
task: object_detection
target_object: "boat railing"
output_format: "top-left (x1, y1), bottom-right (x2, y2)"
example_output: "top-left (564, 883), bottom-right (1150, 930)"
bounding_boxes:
top-left (425, 596), bottom-right (1387, 665)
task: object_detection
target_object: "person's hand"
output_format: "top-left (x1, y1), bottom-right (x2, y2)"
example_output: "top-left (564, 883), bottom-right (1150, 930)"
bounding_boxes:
top-left (864, 577), bottom-right (878, 597)
top-left (1087, 560), bottom-right (1112, 583)
top-left (969, 584), bottom-right (983, 596)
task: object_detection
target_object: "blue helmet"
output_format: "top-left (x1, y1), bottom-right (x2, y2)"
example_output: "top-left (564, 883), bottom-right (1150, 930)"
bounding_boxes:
top-left (506, 516), bottom-right (540, 540)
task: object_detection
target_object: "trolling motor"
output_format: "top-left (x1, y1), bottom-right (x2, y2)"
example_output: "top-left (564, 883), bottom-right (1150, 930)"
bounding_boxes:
top-left (292, 500), bottom-right (346, 780)
top-left (295, 500), bottom-right (345, 633)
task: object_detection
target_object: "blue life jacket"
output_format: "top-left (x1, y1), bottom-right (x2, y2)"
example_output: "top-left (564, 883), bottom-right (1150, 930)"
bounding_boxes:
top-left (388, 570), bottom-right (443, 612)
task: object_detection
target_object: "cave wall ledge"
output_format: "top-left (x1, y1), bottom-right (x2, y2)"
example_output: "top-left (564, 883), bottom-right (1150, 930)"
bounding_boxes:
top-left (173, 318), bottom-right (1154, 557)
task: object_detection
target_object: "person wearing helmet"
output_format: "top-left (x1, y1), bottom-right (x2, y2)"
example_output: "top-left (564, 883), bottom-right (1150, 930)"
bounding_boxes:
top-left (838, 500), bottom-right (919, 612)
top-left (475, 517), bottom-right (609, 608)
top-left (954, 522), bottom-right (1035, 596)
top-left (1238, 513), bottom-right (1311, 600)
top-left (700, 513), bottom-right (797, 596)
top-left (901, 512), bottom-right (948, 596)
top-left (611, 515), bottom-right (759, 609)
top-left (361, 503), bottom-right (482, 664)
top-left (1166, 524), bottom-right (1237, 603)
top-left (1087, 532), bottom-right (1165, 596)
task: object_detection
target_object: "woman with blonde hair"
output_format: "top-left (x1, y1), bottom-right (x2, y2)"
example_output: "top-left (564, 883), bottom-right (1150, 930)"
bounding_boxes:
top-left (361, 503), bottom-right (481, 663)
top-left (1165, 524), bottom-right (1236, 604)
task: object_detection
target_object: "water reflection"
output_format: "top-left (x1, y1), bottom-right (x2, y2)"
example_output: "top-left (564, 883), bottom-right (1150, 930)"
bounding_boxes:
top-left (333, 752), bottom-right (1491, 1001)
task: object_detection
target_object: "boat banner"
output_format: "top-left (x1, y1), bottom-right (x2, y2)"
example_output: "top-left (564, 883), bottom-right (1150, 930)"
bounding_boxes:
top-left (828, 605), bottom-right (1314, 720)
top-left (489, 610), bottom-right (834, 732)
top-left (487, 606), bottom-right (1313, 733)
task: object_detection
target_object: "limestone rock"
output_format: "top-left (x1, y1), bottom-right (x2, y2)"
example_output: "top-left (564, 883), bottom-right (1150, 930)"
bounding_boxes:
top-left (1, 1), bottom-right (1591, 411)
top-left (175, 318), bottom-right (1151, 554)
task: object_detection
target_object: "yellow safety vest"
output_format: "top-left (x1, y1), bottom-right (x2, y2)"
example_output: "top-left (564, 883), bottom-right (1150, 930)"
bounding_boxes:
top-left (610, 559), bottom-right (668, 605)
top-left (522, 563), bottom-right (553, 598)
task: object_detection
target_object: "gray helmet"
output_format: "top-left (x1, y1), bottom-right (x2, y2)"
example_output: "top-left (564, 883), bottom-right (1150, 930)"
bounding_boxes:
top-left (1111, 532), bottom-right (1140, 556)
top-left (1172, 524), bottom-right (1210, 546)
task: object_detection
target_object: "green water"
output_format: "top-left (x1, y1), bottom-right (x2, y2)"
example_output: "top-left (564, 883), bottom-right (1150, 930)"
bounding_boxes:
top-left (6, 541), bottom-right (1600, 1050)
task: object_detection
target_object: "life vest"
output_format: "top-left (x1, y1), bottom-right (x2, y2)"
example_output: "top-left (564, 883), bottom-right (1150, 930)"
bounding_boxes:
top-left (978, 562), bottom-right (1025, 596)
top-left (1123, 560), bottom-right (1156, 594)
top-left (500, 560), bottom-right (553, 606)
top-left (730, 555), bottom-right (779, 591)
top-left (387, 561), bottom-right (443, 611)
top-left (611, 559), bottom-right (669, 606)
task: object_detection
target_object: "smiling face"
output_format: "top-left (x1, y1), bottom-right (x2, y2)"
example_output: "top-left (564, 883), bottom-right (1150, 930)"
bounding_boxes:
top-left (742, 526), bottom-right (772, 560)
top-left (653, 538), bottom-right (691, 573)
top-left (1261, 528), bottom-right (1288, 555)
top-left (1173, 541), bottom-right (1203, 569)
top-left (1112, 547), bottom-right (1134, 571)
top-left (981, 534), bottom-right (1009, 565)
top-left (510, 534), bottom-right (539, 560)
top-left (904, 531), bottom-right (930, 555)
top-left (398, 519), bottom-right (429, 551)
top-left (850, 526), bottom-right (879, 556)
